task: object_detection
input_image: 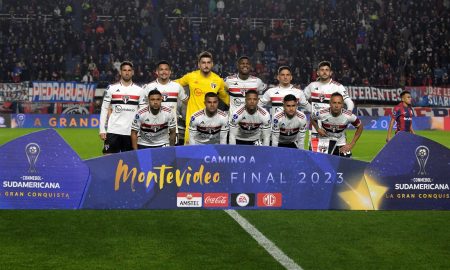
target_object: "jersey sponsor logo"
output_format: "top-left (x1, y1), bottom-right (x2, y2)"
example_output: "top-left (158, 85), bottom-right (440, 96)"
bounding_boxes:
top-left (114, 105), bottom-right (136, 113)
top-left (257, 193), bottom-right (282, 207)
top-left (204, 193), bottom-right (229, 207)
top-left (176, 192), bottom-right (202, 207)
top-left (194, 88), bottom-right (202, 96)
top-left (231, 193), bottom-right (255, 207)
top-left (233, 98), bottom-right (243, 107)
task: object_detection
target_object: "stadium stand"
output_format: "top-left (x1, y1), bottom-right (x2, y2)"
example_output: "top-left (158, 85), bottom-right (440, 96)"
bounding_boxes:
top-left (0, 0), bottom-right (449, 87)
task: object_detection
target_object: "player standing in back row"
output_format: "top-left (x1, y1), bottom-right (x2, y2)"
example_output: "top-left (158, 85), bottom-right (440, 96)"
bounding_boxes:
top-left (99, 61), bottom-right (146, 154)
top-left (176, 51), bottom-right (229, 144)
top-left (260, 66), bottom-right (310, 118)
top-left (304, 61), bottom-right (354, 152)
top-left (143, 60), bottom-right (188, 144)
top-left (225, 56), bottom-right (266, 118)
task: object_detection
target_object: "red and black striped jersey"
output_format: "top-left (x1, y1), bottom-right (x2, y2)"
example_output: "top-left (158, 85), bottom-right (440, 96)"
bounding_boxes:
top-left (189, 109), bottom-right (229, 145)
top-left (100, 81), bottom-right (146, 135)
top-left (229, 105), bottom-right (271, 145)
top-left (131, 105), bottom-right (175, 147)
top-left (271, 110), bottom-right (307, 149)
top-left (225, 74), bottom-right (266, 116)
top-left (260, 84), bottom-right (310, 116)
top-left (311, 108), bottom-right (361, 146)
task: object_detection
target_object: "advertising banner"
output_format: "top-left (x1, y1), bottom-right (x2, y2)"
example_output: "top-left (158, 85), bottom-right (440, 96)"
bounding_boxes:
top-left (0, 129), bottom-right (90, 209)
top-left (346, 86), bottom-right (403, 103)
top-left (406, 86), bottom-right (450, 107)
top-left (0, 82), bottom-right (30, 102)
top-left (10, 114), bottom-right (100, 128)
top-left (31, 82), bottom-right (96, 103)
top-left (357, 106), bottom-right (450, 117)
top-left (365, 132), bottom-right (450, 210)
top-left (1, 130), bottom-right (448, 210)
top-left (81, 145), bottom-right (371, 210)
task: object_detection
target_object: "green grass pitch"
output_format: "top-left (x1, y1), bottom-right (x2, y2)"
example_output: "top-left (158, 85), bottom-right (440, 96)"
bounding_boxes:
top-left (0, 128), bottom-right (449, 269)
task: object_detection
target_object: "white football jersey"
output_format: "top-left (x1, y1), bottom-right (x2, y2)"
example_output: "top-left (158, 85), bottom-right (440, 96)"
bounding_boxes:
top-left (259, 84), bottom-right (311, 117)
top-left (143, 79), bottom-right (188, 122)
top-left (304, 79), bottom-right (353, 133)
top-left (311, 108), bottom-right (361, 146)
top-left (100, 82), bottom-right (146, 135)
top-left (225, 74), bottom-right (266, 116)
top-left (271, 110), bottom-right (307, 149)
top-left (131, 106), bottom-right (176, 147)
top-left (229, 105), bottom-right (271, 145)
top-left (189, 109), bottom-right (229, 145)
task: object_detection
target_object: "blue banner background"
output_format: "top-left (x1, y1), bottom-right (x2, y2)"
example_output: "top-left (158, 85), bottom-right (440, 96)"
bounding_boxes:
top-left (0, 129), bottom-right (90, 209)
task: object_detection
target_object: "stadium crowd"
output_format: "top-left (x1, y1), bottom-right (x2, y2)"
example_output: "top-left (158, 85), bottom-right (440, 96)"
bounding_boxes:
top-left (0, 0), bottom-right (449, 87)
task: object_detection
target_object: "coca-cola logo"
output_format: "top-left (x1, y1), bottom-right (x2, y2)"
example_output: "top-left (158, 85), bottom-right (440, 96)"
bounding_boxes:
top-left (204, 193), bottom-right (229, 207)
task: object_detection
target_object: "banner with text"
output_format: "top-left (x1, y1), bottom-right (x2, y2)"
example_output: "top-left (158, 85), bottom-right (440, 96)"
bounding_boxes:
top-left (1, 130), bottom-right (448, 210)
top-left (357, 106), bottom-right (450, 117)
top-left (32, 81), bottom-right (96, 103)
top-left (406, 86), bottom-right (450, 107)
top-left (81, 145), bottom-right (371, 210)
top-left (365, 132), bottom-right (450, 210)
top-left (346, 86), bottom-right (403, 104)
top-left (0, 129), bottom-right (90, 209)
top-left (10, 114), bottom-right (100, 128)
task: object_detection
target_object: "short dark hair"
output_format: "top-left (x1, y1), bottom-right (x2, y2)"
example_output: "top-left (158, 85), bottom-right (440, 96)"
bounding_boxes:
top-left (245, 89), bottom-right (258, 97)
top-left (205, 92), bottom-right (218, 100)
top-left (318, 61), bottom-right (331, 69)
top-left (277, 66), bottom-right (291, 74)
top-left (156, 60), bottom-right (171, 70)
top-left (330, 92), bottom-right (343, 99)
top-left (237, 56), bottom-right (250, 63)
top-left (120, 61), bottom-right (134, 70)
top-left (198, 51), bottom-right (213, 62)
top-left (148, 89), bottom-right (162, 97)
top-left (400, 90), bottom-right (411, 98)
top-left (283, 94), bottom-right (297, 103)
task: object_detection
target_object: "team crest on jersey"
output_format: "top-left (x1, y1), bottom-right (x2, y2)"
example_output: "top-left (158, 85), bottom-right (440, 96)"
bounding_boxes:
top-left (240, 88), bottom-right (246, 96)
top-left (211, 82), bottom-right (217, 89)
top-left (122, 95), bottom-right (130, 103)
top-left (319, 93), bottom-right (325, 102)
top-left (162, 93), bottom-right (168, 101)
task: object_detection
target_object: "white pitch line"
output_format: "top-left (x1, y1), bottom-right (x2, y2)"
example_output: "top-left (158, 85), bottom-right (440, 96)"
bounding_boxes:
top-left (224, 209), bottom-right (303, 270)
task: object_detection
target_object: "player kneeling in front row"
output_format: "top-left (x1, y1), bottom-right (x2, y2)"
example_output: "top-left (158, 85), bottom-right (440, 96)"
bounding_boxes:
top-left (131, 90), bottom-right (176, 149)
top-left (189, 92), bottom-right (229, 145)
top-left (310, 92), bottom-right (363, 157)
top-left (271, 94), bottom-right (307, 149)
top-left (229, 90), bottom-right (271, 146)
